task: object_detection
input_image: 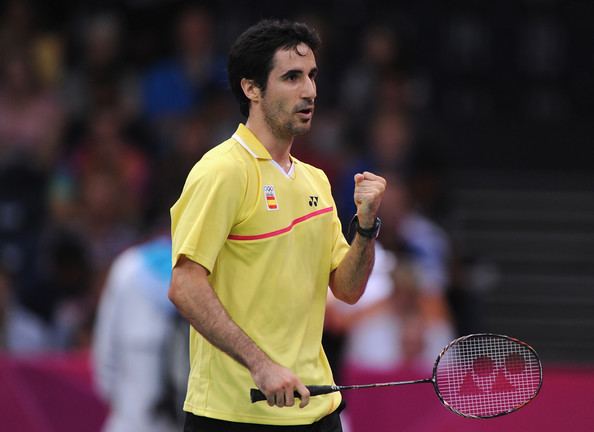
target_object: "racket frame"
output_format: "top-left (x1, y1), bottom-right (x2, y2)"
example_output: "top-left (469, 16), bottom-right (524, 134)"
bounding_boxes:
top-left (432, 333), bottom-right (543, 419)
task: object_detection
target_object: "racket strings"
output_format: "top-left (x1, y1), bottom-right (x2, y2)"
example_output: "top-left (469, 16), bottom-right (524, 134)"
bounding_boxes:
top-left (435, 335), bottom-right (541, 418)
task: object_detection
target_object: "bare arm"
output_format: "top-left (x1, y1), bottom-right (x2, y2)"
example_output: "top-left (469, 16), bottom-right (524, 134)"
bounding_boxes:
top-left (168, 256), bottom-right (310, 408)
top-left (329, 232), bottom-right (375, 304)
top-left (330, 171), bottom-right (386, 304)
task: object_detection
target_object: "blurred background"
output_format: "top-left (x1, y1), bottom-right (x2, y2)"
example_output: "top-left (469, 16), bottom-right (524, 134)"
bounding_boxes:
top-left (0, 0), bottom-right (593, 431)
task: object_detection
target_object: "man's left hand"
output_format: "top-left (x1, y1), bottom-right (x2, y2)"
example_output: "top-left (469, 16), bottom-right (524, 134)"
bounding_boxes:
top-left (353, 171), bottom-right (386, 228)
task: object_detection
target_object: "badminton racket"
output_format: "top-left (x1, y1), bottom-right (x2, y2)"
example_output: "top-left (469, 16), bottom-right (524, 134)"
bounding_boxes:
top-left (250, 333), bottom-right (542, 419)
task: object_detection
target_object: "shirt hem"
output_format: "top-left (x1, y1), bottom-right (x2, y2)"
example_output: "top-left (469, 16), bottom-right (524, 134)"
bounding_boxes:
top-left (183, 403), bottom-right (331, 426)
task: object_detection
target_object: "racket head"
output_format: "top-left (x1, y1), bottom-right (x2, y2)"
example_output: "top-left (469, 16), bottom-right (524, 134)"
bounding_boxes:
top-left (432, 333), bottom-right (542, 419)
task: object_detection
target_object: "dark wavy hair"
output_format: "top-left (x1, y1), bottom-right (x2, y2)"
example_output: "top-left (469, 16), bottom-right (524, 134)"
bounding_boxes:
top-left (227, 19), bottom-right (321, 117)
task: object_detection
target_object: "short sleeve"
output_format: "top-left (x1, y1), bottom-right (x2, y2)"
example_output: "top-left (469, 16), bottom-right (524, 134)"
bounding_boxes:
top-left (313, 167), bottom-right (350, 271)
top-left (330, 205), bottom-right (350, 271)
top-left (170, 157), bottom-right (246, 272)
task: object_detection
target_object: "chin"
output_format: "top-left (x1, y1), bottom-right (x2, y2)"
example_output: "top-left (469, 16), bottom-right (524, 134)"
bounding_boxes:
top-left (294, 127), bottom-right (310, 136)
top-left (292, 122), bottom-right (312, 136)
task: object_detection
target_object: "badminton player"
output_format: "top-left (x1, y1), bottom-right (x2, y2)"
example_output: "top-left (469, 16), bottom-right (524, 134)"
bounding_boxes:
top-left (168, 19), bottom-right (386, 431)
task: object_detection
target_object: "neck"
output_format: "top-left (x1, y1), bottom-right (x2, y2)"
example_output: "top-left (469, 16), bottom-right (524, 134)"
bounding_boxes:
top-left (245, 117), bottom-right (293, 171)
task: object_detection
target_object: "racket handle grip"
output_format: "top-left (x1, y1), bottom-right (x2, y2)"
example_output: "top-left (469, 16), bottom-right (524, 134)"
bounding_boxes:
top-left (250, 385), bottom-right (336, 403)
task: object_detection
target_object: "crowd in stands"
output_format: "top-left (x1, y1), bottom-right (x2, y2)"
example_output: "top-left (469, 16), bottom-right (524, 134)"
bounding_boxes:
top-left (0, 1), bottom-right (502, 430)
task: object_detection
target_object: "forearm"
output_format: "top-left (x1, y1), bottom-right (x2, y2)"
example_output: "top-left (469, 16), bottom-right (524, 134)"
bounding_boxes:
top-left (169, 258), bottom-right (310, 407)
top-left (331, 170), bottom-right (385, 304)
top-left (330, 234), bottom-right (375, 304)
top-left (168, 262), bottom-right (269, 372)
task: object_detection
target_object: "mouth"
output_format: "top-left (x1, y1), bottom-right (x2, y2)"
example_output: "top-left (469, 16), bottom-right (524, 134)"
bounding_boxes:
top-left (296, 106), bottom-right (314, 120)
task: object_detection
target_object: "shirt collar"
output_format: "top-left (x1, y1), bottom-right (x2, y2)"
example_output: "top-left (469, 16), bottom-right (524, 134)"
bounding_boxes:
top-left (232, 124), bottom-right (272, 160)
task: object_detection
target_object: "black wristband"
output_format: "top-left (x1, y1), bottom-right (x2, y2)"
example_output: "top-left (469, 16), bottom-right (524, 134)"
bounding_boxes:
top-left (349, 215), bottom-right (381, 240)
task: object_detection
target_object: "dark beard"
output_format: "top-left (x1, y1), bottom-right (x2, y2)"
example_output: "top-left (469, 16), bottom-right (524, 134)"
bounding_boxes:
top-left (262, 101), bottom-right (310, 139)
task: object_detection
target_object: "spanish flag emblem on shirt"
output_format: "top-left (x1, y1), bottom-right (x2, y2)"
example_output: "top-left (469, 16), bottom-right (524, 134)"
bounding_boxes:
top-left (263, 185), bottom-right (278, 211)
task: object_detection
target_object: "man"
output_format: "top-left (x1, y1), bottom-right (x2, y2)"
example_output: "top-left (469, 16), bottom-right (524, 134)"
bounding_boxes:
top-left (168, 19), bottom-right (385, 431)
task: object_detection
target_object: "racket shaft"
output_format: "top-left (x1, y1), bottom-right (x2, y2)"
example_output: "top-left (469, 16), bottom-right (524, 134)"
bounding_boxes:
top-left (341, 379), bottom-right (432, 390)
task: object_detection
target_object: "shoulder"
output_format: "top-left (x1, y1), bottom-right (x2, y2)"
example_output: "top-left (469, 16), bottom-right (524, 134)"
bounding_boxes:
top-left (103, 246), bottom-right (144, 293)
top-left (185, 138), bottom-right (249, 187)
top-left (111, 246), bottom-right (143, 274)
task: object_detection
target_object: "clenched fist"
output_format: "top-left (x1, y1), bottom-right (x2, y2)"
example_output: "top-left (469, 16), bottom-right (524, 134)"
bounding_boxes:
top-left (353, 171), bottom-right (386, 228)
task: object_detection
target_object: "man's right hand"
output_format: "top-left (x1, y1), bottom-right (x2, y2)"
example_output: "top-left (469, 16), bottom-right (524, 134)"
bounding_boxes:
top-left (250, 360), bottom-right (311, 408)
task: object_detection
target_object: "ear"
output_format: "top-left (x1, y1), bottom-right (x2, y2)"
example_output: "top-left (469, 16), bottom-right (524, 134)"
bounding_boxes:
top-left (240, 78), bottom-right (261, 103)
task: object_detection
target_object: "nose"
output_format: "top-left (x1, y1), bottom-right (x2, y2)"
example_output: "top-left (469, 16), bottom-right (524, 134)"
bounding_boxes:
top-left (302, 76), bottom-right (316, 100)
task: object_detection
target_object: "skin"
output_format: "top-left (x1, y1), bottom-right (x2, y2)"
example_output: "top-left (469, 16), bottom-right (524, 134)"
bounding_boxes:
top-left (168, 42), bottom-right (386, 410)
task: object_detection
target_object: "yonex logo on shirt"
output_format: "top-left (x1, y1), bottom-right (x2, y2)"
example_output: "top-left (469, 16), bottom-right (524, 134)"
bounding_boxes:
top-left (309, 196), bottom-right (319, 207)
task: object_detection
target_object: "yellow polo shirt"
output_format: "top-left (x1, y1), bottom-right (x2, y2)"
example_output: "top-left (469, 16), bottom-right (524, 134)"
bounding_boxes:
top-left (171, 124), bottom-right (350, 425)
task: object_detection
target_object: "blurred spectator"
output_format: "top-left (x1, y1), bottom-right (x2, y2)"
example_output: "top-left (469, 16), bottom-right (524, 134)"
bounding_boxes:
top-left (46, 166), bottom-right (139, 317)
top-left (0, 157), bottom-right (58, 351)
top-left (327, 171), bottom-right (456, 374)
top-left (92, 234), bottom-right (182, 432)
top-left (1, 0), bottom-right (66, 97)
top-left (325, 242), bottom-right (399, 372)
top-left (390, 258), bottom-right (452, 368)
top-left (32, 226), bottom-right (94, 350)
top-left (47, 107), bottom-right (145, 294)
top-left (62, 12), bottom-right (140, 122)
top-left (0, 0), bottom-right (36, 52)
top-left (0, 265), bottom-right (56, 352)
top-left (92, 167), bottom-right (189, 431)
top-left (368, 110), bottom-right (413, 174)
top-left (326, 247), bottom-right (453, 375)
top-left (335, 110), bottom-right (414, 228)
top-left (339, 25), bottom-right (400, 129)
top-left (378, 171), bottom-right (455, 353)
top-left (78, 169), bottom-right (139, 284)
top-left (375, 70), bottom-right (418, 115)
top-left (293, 109), bottom-right (347, 186)
top-left (0, 48), bottom-right (64, 169)
top-left (447, 247), bottom-right (499, 336)
top-left (0, 0), bottom-right (65, 165)
top-left (140, 5), bottom-right (227, 150)
top-left (377, 172), bottom-right (451, 296)
top-left (54, 106), bottom-right (150, 224)
top-left (0, 159), bottom-right (46, 285)
top-left (149, 111), bottom-right (214, 211)
top-left (1, 222), bottom-right (94, 353)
